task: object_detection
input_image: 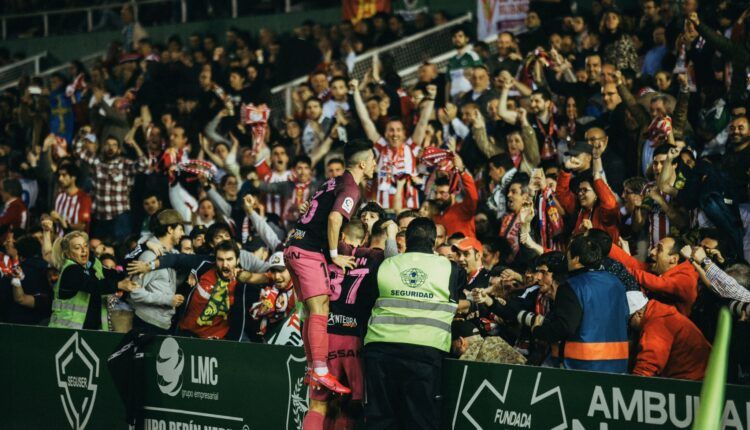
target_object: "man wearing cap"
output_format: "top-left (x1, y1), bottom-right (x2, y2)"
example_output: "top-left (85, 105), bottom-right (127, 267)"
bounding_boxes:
top-left (453, 236), bottom-right (490, 294)
top-left (364, 218), bottom-right (467, 429)
top-left (556, 140), bottom-right (621, 242)
top-left (129, 209), bottom-right (188, 334)
top-left (249, 251), bottom-right (297, 340)
top-left (628, 291), bottom-right (711, 380)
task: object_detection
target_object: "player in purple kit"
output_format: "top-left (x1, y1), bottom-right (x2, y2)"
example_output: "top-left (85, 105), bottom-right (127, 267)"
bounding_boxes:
top-left (283, 139), bottom-right (377, 414)
top-left (308, 218), bottom-right (398, 428)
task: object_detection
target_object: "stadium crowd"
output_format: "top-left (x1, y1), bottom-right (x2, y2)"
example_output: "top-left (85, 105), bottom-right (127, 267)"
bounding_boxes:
top-left (2, 0), bottom-right (750, 427)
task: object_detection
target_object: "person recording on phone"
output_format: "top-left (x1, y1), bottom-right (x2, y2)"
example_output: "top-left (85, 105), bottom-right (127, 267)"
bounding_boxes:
top-left (555, 140), bottom-right (621, 242)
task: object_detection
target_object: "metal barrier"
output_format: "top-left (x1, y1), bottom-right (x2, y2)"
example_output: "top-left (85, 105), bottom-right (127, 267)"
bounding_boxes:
top-left (0, 50), bottom-right (104, 91)
top-left (270, 12), bottom-right (473, 116)
top-left (0, 0), bottom-right (313, 40)
top-left (0, 51), bottom-right (47, 89)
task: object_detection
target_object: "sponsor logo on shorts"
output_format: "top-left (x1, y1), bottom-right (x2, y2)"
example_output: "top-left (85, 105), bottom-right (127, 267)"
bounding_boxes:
top-left (327, 348), bottom-right (362, 360)
top-left (328, 313), bottom-right (358, 328)
top-left (289, 229), bottom-right (306, 240)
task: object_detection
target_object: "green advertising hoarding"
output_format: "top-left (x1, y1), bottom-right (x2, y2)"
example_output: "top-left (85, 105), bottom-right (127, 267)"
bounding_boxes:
top-left (1, 323), bottom-right (749, 430)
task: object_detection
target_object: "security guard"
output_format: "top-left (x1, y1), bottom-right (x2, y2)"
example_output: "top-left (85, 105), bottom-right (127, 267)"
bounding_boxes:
top-left (363, 217), bottom-right (466, 429)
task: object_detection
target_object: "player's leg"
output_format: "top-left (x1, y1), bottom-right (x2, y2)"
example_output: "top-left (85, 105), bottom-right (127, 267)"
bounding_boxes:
top-left (332, 334), bottom-right (363, 429)
top-left (303, 398), bottom-right (328, 430)
top-left (305, 294), bottom-right (350, 394)
top-left (283, 247), bottom-right (313, 368)
top-left (287, 250), bottom-right (350, 394)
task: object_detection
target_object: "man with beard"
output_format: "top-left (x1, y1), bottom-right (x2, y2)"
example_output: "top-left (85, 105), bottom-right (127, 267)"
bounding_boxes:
top-left (609, 236), bottom-right (698, 317)
top-left (51, 163), bottom-right (92, 233)
top-left (76, 133), bottom-right (148, 241)
top-left (129, 209), bottom-right (187, 334)
top-left (432, 155), bottom-right (478, 238)
top-left (127, 221), bottom-right (272, 281)
top-left (447, 27), bottom-right (483, 99)
top-left (322, 77), bottom-right (351, 118)
top-left (352, 80), bottom-right (435, 210)
top-left (499, 88), bottom-right (557, 160)
top-left (720, 116), bottom-right (750, 203)
top-left (178, 240), bottom-right (249, 339)
top-left (283, 140), bottom-right (378, 405)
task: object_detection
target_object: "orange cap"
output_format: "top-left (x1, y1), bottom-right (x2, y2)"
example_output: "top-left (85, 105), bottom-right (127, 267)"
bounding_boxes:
top-left (452, 237), bottom-right (483, 253)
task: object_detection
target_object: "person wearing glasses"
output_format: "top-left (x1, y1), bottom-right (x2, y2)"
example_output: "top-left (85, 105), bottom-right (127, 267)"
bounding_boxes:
top-left (556, 141), bottom-right (622, 242)
top-left (584, 127), bottom-right (626, 195)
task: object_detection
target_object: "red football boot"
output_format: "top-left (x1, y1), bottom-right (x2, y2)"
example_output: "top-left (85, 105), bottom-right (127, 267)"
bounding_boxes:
top-left (307, 370), bottom-right (351, 395)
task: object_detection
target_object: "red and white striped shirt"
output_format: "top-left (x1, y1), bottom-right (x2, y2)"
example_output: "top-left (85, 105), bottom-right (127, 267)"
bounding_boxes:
top-left (282, 180), bottom-right (313, 226)
top-left (648, 193), bottom-right (671, 248)
top-left (54, 189), bottom-right (93, 230)
top-left (0, 198), bottom-right (27, 234)
top-left (372, 137), bottom-right (421, 210)
top-left (261, 163), bottom-right (292, 217)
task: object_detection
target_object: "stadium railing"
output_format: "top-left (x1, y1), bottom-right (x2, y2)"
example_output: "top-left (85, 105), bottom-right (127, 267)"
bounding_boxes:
top-left (270, 12), bottom-right (473, 116)
top-left (0, 0), bottom-right (313, 41)
top-left (0, 50), bottom-right (103, 91)
top-left (0, 51), bottom-right (48, 89)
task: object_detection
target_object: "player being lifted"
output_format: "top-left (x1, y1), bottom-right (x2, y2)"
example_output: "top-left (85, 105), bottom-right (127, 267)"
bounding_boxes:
top-left (283, 140), bottom-right (377, 403)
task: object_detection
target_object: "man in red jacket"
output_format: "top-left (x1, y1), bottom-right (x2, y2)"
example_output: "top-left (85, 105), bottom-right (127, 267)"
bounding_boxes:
top-left (610, 237), bottom-right (698, 316)
top-left (0, 179), bottom-right (28, 240)
top-left (628, 291), bottom-right (710, 380)
top-left (433, 154), bottom-right (478, 238)
top-left (555, 143), bottom-right (620, 242)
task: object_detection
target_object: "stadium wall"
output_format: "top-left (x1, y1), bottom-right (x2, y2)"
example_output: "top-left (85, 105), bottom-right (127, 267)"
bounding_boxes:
top-left (1, 323), bottom-right (748, 430)
top-left (0, 7), bottom-right (341, 65)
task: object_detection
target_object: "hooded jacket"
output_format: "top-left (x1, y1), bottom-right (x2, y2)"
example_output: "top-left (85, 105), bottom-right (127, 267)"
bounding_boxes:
top-left (128, 237), bottom-right (179, 330)
top-left (632, 299), bottom-right (711, 380)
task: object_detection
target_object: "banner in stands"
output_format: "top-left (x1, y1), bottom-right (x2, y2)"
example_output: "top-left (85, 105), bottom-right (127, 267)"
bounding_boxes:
top-left (342, 0), bottom-right (392, 23)
top-left (393, 0), bottom-right (429, 21)
top-left (2, 324), bottom-right (749, 430)
top-left (477, 0), bottom-right (529, 40)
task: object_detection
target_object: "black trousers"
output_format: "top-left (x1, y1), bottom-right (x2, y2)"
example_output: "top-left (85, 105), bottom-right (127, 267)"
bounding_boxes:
top-left (131, 314), bottom-right (170, 336)
top-left (363, 343), bottom-right (443, 430)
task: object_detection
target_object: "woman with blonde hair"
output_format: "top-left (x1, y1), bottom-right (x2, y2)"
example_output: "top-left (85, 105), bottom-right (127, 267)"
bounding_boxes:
top-left (48, 231), bottom-right (139, 331)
